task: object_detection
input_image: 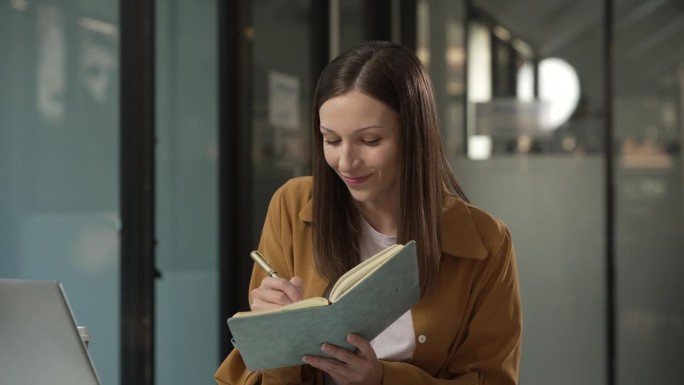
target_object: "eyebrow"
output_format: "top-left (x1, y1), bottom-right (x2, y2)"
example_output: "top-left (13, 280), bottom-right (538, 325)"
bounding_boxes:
top-left (319, 125), bottom-right (384, 134)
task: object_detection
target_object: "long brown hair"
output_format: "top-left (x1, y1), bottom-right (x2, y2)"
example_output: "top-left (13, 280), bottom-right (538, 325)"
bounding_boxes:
top-left (312, 41), bottom-right (468, 295)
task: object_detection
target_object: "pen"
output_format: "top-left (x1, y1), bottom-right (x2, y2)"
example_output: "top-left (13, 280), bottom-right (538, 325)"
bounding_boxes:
top-left (249, 250), bottom-right (279, 278)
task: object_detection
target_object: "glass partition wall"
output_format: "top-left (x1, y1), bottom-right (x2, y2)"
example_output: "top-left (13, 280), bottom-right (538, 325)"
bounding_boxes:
top-left (421, 0), bottom-right (684, 384)
top-left (0, 1), bottom-right (221, 384)
top-left (0, 2), bottom-right (120, 384)
top-left (249, 0), bottom-right (316, 250)
top-left (155, 0), bottom-right (219, 384)
top-left (464, 2), bottom-right (608, 384)
top-left (613, 0), bottom-right (684, 383)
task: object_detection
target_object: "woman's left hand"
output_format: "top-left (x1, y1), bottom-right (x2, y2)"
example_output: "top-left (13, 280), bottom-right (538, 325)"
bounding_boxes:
top-left (302, 334), bottom-right (383, 385)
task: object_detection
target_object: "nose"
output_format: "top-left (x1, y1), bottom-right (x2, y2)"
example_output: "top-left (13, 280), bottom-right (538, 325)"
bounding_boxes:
top-left (337, 143), bottom-right (359, 172)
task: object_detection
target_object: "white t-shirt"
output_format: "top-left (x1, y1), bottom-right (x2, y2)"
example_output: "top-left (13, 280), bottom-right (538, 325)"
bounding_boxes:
top-left (324, 218), bottom-right (415, 384)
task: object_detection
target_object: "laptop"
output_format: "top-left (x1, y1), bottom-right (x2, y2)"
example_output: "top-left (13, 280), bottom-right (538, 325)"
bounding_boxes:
top-left (0, 279), bottom-right (102, 384)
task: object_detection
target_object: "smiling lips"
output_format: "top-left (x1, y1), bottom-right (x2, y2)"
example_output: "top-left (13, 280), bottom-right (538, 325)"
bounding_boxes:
top-left (341, 174), bottom-right (371, 186)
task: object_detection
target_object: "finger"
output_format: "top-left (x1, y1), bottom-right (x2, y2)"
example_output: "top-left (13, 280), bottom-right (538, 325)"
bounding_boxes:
top-left (303, 349), bottom-right (365, 385)
top-left (265, 277), bottom-right (304, 303)
top-left (250, 277), bottom-right (304, 310)
top-left (345, 334), bottom-right (377, 359)
top-left (289, 276), bottom-right (304, 301)
top-left (320, 342), bottom-right (358, 365)
top-left (250, 288), bottom-right (293, 310)
top-left (302, 355), bottom-right (350, 379)
top-left (308, 338), bottom-right (382, 385)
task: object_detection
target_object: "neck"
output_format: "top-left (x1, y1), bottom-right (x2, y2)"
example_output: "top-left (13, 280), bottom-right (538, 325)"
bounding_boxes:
top-left (357, 201), bottom-right (399, 236)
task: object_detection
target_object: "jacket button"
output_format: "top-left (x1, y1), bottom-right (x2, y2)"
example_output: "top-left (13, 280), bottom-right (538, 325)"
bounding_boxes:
top-left (418, 335), bottom-right (427, 344)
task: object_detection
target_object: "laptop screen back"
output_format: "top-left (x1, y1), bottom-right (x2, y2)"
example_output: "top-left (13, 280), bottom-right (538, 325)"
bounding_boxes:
top-left (0, 279), bottom-right (101, 385)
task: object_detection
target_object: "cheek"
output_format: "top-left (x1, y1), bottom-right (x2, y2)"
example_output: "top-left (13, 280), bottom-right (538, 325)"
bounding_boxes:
top-left (377, 148), bottom-right (399, 171)
top-left (323, 147), bottom-right (337, 168)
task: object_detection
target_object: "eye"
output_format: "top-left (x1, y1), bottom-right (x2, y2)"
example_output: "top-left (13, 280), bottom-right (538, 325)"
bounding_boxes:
top-left (362, 138), bottom-right (381, 146)
top-left (323, 138), bottom-right (341, 146)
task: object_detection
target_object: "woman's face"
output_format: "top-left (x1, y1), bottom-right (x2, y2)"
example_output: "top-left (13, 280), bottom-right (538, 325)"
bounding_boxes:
top-left (319, 90), bottom-right (401, 210)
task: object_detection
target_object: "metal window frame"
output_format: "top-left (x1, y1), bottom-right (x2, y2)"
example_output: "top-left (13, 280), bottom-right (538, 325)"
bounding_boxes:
top-left (119, 0), bottom-right (156, 383)
top-left (217, 0), bottom-right (254, 361)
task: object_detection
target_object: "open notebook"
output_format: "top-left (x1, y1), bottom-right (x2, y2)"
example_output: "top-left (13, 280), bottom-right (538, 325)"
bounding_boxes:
top-left (0, 279), bottom-right (101, 385)
top-left (232, 243), bottom-right (409, 318)
top-left (228, 241), bottom-right (420, 371)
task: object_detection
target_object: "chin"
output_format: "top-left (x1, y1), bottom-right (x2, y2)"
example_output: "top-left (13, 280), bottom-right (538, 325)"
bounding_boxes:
top-left (347, 191), bottom-right (375, 204)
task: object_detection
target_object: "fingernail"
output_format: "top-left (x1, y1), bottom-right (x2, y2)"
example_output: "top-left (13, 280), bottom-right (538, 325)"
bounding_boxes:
top-left (302, 356), bottom-right (309, 363)
top-left (321, 343), bottom-right (328, 352)
top-left (347, 334), bottom-right (354, 342)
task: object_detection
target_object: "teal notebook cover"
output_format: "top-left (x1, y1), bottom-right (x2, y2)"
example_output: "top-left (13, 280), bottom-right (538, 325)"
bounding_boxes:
top-left (227, 241), bottom-right (420, 371)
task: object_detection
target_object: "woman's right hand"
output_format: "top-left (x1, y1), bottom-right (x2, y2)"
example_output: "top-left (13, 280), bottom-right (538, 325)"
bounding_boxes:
top-left (250, 276), bottom-right (304, 311)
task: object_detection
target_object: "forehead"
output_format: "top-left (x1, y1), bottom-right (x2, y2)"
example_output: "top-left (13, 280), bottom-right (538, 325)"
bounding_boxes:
top-left (319, 90), bottom-right (399, 130)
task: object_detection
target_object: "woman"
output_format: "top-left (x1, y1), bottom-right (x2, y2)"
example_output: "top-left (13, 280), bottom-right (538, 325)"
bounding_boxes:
top-left (215, 41), bottom-right (522, 385)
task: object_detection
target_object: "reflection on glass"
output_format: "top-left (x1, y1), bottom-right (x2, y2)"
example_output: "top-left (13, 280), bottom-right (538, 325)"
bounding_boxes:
top-left (467, 21), bottom-right (492, 104)
top-left (466, 16), bottom-right (596, 156)
top-left (418, 0), bottom-right (466, 157)
top-left (517, 61), bottom-right (534, 102)
top-left (466, 21), bottom-right (493, 159)
top-left (79, 26), bottom-right (117, 104)
top-left (268, 71), bottom-right (308, 174)
top-left (37, 7), bottom-right (66, 127)
top-left (449, 3), bottom-right (608, 384)
top-left (251, 0), bottom-right (313, 247)
top-left (538, 57), bottom-right (580, 132)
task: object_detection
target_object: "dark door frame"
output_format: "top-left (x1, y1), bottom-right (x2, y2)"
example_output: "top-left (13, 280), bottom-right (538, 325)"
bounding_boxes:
top-left (217, 0), bottom-right (254, 361)
top-left (120, 0), bottom-right (156, 384)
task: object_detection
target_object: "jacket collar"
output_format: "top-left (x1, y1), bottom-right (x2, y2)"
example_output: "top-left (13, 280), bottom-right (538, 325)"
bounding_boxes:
top-left (440, 195), bottom-right (488, 260)
top-left (298, 195), bottom-right (488, 261)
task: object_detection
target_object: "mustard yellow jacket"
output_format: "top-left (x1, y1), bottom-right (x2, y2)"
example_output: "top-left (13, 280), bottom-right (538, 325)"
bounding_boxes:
top-left (215, 176), bottom-right (522, 385)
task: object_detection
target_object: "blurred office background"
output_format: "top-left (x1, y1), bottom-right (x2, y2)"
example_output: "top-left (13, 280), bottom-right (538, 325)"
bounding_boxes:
top-left (0, 0), bottom-right (682, 384)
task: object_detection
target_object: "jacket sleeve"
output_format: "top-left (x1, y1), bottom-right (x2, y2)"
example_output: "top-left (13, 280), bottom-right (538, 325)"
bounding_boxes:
top-left (214, 183), bottom-right (320, 385)
top-left (381, 228), bottom-right (522, 385)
